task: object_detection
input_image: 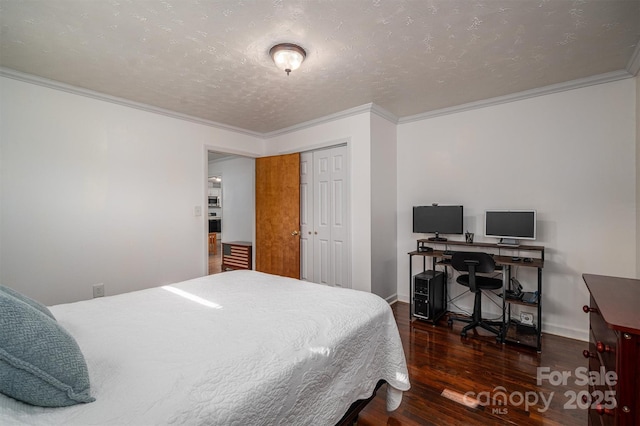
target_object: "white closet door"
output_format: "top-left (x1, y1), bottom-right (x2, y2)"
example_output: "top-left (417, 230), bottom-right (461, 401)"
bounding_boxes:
top-left (300, 152), bottom-right (313, 282)
top-left (312, 145), bottom-right (349, 287)
top-left (327, 146), bottom-right (348, 287)
top-left (313, 150), bottom-right (331, 285)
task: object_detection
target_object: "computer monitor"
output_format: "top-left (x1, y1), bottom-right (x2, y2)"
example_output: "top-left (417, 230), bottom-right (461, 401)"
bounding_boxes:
top-left (412, 205), bottom-right (463, 241)
top-left (484, 210), bottom-right (536, 246)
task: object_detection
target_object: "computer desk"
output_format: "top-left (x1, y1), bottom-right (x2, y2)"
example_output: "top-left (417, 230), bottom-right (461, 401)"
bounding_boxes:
top-left (408, 239), bottom-right (544, 351)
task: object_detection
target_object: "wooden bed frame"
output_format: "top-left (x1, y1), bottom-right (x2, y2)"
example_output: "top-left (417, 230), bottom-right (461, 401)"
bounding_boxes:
top-left (336, 380), bottom-right (385, 426)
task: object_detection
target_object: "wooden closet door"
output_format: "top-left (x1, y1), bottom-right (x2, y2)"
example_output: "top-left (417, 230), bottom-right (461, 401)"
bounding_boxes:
top-left (255, 153), bottom-right (300, 278)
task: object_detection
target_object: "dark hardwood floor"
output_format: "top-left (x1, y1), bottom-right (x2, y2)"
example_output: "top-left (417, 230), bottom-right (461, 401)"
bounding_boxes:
top-left (358, 302), bottom-right (588, 426)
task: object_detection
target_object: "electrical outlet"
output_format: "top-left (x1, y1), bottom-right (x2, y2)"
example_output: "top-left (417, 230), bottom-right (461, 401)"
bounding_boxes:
top-left (93, 283), bottom-right (105, 298)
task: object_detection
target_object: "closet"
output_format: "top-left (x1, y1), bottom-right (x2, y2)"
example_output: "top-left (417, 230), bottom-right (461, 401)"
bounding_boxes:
top-left (300, 145), bottom-right (350, 287)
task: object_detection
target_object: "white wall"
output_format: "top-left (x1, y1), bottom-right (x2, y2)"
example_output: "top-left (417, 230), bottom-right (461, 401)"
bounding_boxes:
top-left (2, 72), bottom-right (636, 339)
top-left (266, 112), bottom-right (373, 293)
top-left (0, 76), bottom-right (263, 305)
top-left (397, 78), bottom-right (637, 341)
top-left (208, 156), bottom-right (255, 243)
top-left (370, 113), bottom-right (398, 301)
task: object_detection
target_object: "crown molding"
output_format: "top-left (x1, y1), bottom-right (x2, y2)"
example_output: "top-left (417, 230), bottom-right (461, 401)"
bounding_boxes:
top-left (263, 103), bottom-right (398, 139)
top-left (0, 67), bottom-right (393, 139)
top-left (2, 66), bottom-right (633, 138)
top-left (626, 42), bottom-right (640, 76)
top-left (370, 103), bottom-right (398, 124)
top-left (0, 67), bottom-right (264, 139)
top-left (262, 103), bottom-right (376, 138)
top-left (398, 70), bottom-right (633, 125)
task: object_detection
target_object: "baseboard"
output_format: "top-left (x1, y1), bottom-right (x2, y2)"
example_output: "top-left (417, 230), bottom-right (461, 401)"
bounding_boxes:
top-left (396, 293), bottom-right (410, 304)
top-left (541, 323), bottom-right (588, 342)
top-left (399, 297), bottom-right (589, 342)
top-left (385, 293), bottom-right (398, 305)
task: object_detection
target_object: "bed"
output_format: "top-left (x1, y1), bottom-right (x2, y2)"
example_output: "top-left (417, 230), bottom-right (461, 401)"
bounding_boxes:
top-left (1, 270), bottom-right (410, 425)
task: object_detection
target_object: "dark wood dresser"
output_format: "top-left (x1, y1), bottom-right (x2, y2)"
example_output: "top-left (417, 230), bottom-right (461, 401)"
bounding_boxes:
top-left (582, 274), bottom-right (640, 426)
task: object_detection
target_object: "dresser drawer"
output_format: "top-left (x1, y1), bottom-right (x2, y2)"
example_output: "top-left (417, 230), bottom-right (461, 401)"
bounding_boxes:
top-left (589, 297), bottom-right (618, 374)
top-left (587, 347), bottom-right (617, 426)
top-left (589, 407), bottom-right (605, 426)
top-left (589, 327), bottom-right (617, 377)
top-left (587, 383), bottom-right (616, 426)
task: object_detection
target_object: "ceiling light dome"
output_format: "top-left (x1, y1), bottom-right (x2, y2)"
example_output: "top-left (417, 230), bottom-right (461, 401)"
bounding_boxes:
top-left (270, 43), bottom-right (306, 76)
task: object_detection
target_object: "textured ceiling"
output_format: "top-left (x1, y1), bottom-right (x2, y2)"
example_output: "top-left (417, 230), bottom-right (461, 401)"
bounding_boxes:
top-left (1, 0), bottom-right (639, 134)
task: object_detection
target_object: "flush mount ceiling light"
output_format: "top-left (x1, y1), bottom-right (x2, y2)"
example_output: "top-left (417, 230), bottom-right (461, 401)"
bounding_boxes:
top-left (269, 43), bottom-right (306, 76)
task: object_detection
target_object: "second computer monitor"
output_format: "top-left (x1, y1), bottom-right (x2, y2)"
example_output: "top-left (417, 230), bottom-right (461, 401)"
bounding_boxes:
top-left (485, 210), bottom-right (536, 246)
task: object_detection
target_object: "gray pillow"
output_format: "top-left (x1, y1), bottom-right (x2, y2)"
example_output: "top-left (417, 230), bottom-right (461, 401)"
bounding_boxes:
top-left (0, 285), bottom-right (55, 320)
top-left (0, 291), bottom-right (95, 407)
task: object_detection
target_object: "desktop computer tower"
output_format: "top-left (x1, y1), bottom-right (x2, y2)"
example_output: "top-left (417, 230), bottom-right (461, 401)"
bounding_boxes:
top-left (413, 270), bottom-right (445, 322)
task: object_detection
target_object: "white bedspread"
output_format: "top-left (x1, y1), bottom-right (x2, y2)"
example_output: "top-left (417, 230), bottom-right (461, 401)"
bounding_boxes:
top-left (1, 270), bottom-right (410, 425)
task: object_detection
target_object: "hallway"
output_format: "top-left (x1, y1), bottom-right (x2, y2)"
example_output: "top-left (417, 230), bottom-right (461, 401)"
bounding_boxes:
top-left (208, 235), bottom-right (222, 274)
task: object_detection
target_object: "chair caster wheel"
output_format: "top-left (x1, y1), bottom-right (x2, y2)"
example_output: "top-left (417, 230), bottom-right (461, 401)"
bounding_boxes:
top-left (447, 319), bottom-right (453, 327)
top-left (460, 331), bottom-right (467, 337)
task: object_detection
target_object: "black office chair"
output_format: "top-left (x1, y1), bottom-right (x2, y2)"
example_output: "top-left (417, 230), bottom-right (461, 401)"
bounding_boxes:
top-left (448, 252), bottom-right (503, 338)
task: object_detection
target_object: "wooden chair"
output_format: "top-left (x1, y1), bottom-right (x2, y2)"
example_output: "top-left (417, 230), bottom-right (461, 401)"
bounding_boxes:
top-left (208, 233), bottom-right (217, 255)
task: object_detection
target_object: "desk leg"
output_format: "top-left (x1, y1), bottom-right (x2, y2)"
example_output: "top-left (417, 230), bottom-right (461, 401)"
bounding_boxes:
top-left (409, 255), bottom-right (413, 321)
top-left (501, 266), bottom-right (510, 343)
top-left (434, 257), bottom-right (446, 319)
top-left (537, 267), bottom-right (542, 352)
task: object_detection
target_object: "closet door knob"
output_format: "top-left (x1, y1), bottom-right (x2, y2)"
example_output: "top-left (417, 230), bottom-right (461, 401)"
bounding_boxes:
top-left (291, 230), bottom-right (300, 236)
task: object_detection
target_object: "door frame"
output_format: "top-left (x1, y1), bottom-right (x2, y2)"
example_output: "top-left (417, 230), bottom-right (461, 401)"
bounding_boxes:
top-left (202, 145), bottom-right (258, 276)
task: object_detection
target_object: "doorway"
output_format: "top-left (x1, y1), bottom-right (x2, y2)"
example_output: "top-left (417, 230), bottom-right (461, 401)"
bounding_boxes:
top-left (206, 150), bottom-right (256, 274)
top-left (207, 171), bottom-right (223, 274)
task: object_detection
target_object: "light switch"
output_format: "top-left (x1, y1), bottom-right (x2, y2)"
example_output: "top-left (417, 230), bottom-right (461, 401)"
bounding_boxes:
top-left (194, 206), bottom-right (202, 216)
